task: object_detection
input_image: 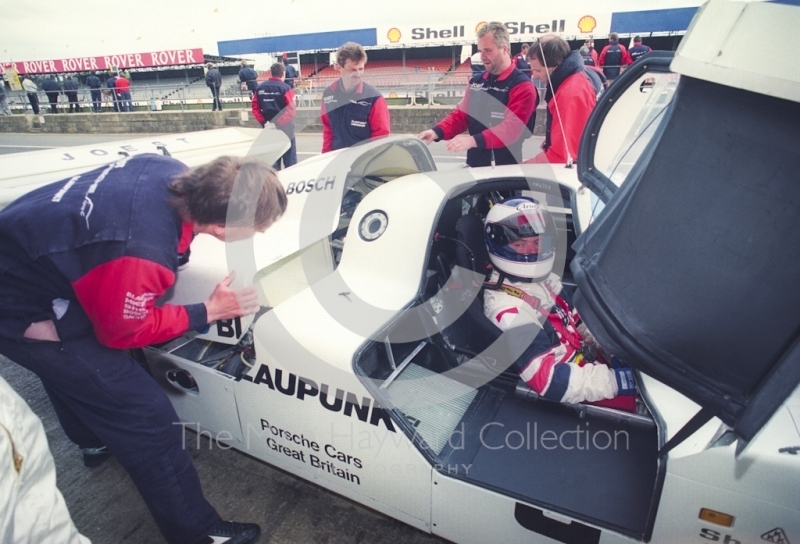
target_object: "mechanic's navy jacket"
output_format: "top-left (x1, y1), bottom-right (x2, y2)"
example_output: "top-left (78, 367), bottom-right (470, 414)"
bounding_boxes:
top-left (320, 79), bottom-right (390, 153)
top-left (0, 154), bottom-right (206, 348)
top-left (432, 63), bottom-right (537, 167)
top-left (251, 77), bottom-right (296, 139)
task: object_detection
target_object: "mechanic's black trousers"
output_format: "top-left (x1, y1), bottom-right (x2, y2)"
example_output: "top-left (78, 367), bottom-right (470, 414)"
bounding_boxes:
top-left (0, 334), bottom-right (221, 544)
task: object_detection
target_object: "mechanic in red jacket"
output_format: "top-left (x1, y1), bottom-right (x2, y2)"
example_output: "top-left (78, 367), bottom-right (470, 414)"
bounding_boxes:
top-left (524, 36), bottom-right (597, 164)
top-left (418, 22), bottom-right (537, 167)
top-left (320, 42), bottom-right (391, 153)
top-left (0, 154), bottom-right (287, 544)
top-left (598, 32), bottom-right (633, 82)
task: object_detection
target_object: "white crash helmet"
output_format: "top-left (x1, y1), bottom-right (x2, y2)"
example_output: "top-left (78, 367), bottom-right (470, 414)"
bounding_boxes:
top-left (484, 196), bottom-right (556, 281)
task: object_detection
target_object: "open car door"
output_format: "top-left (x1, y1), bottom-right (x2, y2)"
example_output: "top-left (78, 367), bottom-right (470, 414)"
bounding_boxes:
top-left (571, 0), bottom-right (800, 451)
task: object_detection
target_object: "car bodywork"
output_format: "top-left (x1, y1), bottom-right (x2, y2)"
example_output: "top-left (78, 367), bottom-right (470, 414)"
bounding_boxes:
top-left (2, 1), bottom-right (798, 542)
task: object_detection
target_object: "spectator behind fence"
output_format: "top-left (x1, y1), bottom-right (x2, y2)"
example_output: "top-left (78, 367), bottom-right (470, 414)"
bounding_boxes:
top-left (584, 39), bottom-right (598, 65)
top-left (205, 63), bottom-right (223, 111)
top-left (629, 36), bottom-right (653, 62)
top-left (599, 32), bottom-right (632, 82)
top-left (63, 75), bottom-right (80, 113)
top-left (320, 42), bottom-right (390, 153)
top-left (418, 22), bottom-right (537, 167)
top-left (252, 62), bottom-right (297, 170)
top-left (22, 76), bottom-right (40, 115)
top-left (524, 36), bottom-right (598, 165)
top-left (281, 54), bottom-right (299, 88)
top-left (115, 73), bottom-right (132, 112)
top-left (106, 72), bottom-right (119, 112)
top-left (42, 75), bottom-right (62, 114)
top-left (86, 71), bottom-right (103, 113)
top-left (238, 60), bottom-right (259, 96)
top-left (0, 71), bottom-right (10, 116)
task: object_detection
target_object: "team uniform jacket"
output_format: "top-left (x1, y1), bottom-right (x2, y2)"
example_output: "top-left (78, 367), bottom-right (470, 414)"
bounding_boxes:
top-left (483, 272), bottom-right (618, 404)
top-left (432, 63), bottom-right (537, 167)
top-left (238, 66), bottom-right (259, 92)
top-left (526, 51), bottom-right (597, 164)
top-left (629, 44), bottom-right (653, 62)
top-left (0, 154), bottom-right (206, 349)
top-left (513, 54), bottom-right (531, 76)
top-left (599, 41), bottom-right (633, 79)
top-left (251, 77), bottom-right (296, 138)
top-left (320, 79), bottom-right (390, 153)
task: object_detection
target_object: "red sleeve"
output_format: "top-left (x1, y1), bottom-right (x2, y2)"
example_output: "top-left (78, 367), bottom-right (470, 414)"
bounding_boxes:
top-left (72, 256), bottom-right (192, 349)
top-left (621, 46), bottom-right (633, 65)
top-left (543, 75), bottom-right (596, 164)
top-left (321, 102), bottom-right (333, 153)
top-left (368, 96), bottom-right (391, 138)
top-left (598, 46), bottom-right (608, 67)
top-left (277, 89), bottom-right (296, 127)
top-left (251, 93), bottom-right (266, 126)
top-left (479, 81), bottom-right (536, 150)
top-left (435, 92), bottom-right (471, 140)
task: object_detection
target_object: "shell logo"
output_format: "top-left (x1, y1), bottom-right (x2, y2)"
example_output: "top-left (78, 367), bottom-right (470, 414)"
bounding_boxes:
top-left (578, 15), bottom-right (597, 33)
top-left (475, 21), bottom-right (487, 34)
top-left (387, 28), bottom-right (401, 43)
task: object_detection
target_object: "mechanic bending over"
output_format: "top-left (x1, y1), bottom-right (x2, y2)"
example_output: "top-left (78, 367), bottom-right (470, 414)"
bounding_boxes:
top-left (0, 154), bottom-right (287, 544)
top-left (483, 197), bottom-right (637, 407)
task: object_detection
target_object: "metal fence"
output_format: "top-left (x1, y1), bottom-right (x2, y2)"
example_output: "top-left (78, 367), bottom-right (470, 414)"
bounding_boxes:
top-left (6, 69), bottom-right (554, 114)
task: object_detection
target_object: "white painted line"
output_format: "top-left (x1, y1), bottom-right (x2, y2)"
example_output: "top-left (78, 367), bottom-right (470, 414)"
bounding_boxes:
top-left (0, 144), bottom-right (57, 149)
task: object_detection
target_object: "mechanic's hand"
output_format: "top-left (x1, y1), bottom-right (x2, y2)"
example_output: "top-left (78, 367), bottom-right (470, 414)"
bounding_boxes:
top-left (417, 129), bottom-right (438, 143)
top-left (446, 134), bottom-right (477, 153)
top-left (204, 271), bottom-right (260, 323)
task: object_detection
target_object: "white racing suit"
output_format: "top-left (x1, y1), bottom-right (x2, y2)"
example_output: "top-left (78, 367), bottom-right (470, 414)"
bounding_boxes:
top-left (0, 376), bottom-right (90, 544)
top-left (483, 272), bottom-right (620, 404)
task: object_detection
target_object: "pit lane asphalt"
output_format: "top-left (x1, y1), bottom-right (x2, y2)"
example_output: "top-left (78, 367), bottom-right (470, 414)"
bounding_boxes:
top-left (0, 131), bottom-right (544, 544)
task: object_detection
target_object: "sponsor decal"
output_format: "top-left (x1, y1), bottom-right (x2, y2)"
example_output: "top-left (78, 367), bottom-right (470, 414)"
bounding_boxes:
top-left (351, 120), bottom-right (367, 128)
top-left (762, 528), bottom-right (790, 544)
top-left (6, 48), bottom-right (204, 75)
top-left (578, 15), bottom-right (597, 33)
top-left (285, 176), bottom-right (336, 195)
top-left (411, 25), bottom-right (466, 40)
top-left (242, 363), bottom-right (396, 432)
top-left (124, 292), bottom-right (156, 320)
top-left (387, 28), bottom-right (401, 43)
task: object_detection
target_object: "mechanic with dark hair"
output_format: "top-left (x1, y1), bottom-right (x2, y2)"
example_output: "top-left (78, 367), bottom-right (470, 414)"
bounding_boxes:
top-left (0, 154), bottom-right (287, 544)
top-left (320, 41), bottom-right (391, 153)
top-left (599, 32), bottom-right (633, 82)
top-left (629, 36), bottom-right (653, 62)
top-left (418, 22), bottom-right (537, 167)
top-left (483, 197), bottom-right (637, 405)
top-left (524, 35), bottom-right (599, 164)
top-left (252, 62), bottom-right (297, 170)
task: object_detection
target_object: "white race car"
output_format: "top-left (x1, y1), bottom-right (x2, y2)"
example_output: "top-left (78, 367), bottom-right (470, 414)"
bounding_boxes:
top-left (140, 2), bottom-right (800, 543)
top-left (5, 1), bottom-right (798, 542)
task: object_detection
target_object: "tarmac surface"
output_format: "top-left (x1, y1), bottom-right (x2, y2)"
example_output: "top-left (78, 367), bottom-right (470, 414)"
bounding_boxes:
top-left (0, 131), bottom-right (544, 544)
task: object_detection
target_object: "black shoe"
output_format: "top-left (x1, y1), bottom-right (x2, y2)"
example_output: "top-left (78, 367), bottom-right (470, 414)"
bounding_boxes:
top-left (195, 520), bottom-right (261, 544)
top-left (82, 446), bottom-right (112, 468)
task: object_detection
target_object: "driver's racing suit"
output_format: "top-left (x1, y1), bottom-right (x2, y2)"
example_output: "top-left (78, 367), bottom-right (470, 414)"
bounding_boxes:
top-left (483, 272), bottom-right (628, 404)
